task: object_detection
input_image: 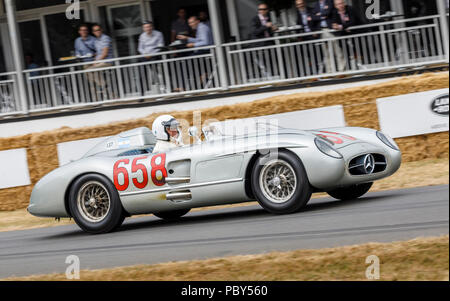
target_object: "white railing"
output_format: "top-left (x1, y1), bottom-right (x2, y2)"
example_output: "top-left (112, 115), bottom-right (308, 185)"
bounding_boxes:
top-left (0, 14), bottom-right (448, 117)
top-left (23, 46), bottom-right (220, 113)
top-left (223, 15), bottom-right (447, 87)
top-left (0, 72), bottom-right (19, 115)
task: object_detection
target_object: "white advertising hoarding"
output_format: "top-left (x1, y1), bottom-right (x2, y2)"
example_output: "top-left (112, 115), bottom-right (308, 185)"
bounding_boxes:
top-left (377, 89), bottom-right (449, 138)
top-left (57, 137), bottom-right (108, 166)
top-left (0, 148), bottom-right (31, 189)
top-left (213, 105), bottom-right (346, 136)
top-left (262, 105), bottom-right (346, 130)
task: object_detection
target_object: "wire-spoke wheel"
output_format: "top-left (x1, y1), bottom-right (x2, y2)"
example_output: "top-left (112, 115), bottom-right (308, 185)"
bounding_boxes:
top-left (69, 174), bottom-right (125, 234)
top-left (259, 160), bottom-right (297, 204)
top-left (77, 181), bottom-right (111, 223)
top-left (251, 150), bottom-right (312, 214)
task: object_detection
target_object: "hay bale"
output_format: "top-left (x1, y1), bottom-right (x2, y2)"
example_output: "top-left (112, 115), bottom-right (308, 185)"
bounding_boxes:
top-left (0, 134), bottom-right (31, 151)
top-left (0, 186), bottom-right (32, 211)
top-left (0, 71), bottom-right (448, 211)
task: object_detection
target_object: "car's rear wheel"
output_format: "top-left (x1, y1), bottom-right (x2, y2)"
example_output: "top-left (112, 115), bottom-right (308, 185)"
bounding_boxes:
top-left (327, 182), bottom-right (373, 200)
top-left (69, 174), bottom-right (125, 234)
top-left (251, 150), bottom-right (312, 214)
top-left (154, 209), bottom-right (191, 220)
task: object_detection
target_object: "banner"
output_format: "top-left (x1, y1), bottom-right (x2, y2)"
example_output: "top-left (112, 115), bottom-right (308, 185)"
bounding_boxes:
top-left (0, 148), bottom-right (31, 189)
top-left (213, 105), bottom-right (346, 136)
top-left (377, 89), bottom-right (449, 138)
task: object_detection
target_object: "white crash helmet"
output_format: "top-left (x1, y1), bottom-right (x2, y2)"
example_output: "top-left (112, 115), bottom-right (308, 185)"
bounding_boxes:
top-left (152, 115), bottom-right (180, 141)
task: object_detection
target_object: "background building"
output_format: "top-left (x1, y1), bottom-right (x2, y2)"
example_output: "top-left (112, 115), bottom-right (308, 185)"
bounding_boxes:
top-left (0, 0), bottom-right (448, 118)
top-left (0, 0), bottom-right (442, 72)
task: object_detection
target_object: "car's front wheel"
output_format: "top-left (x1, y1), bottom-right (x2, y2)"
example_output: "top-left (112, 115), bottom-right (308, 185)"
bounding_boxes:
top-left (69, 174), bottom-right (125, 234)
top-left (251, 150), bottom-right (312, 214)
top-left (154, 209), bottom-right (191, 220)
top-left (327, 182), bottom-right (373, 200)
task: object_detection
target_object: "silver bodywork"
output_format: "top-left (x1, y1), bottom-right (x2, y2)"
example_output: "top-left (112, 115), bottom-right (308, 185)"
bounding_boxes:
top-left (28, 125), bottom-right (401, 218)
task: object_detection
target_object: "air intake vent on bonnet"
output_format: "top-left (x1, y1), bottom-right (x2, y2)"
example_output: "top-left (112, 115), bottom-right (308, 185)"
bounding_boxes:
top-left (348, 154), bottom-right (387, 175)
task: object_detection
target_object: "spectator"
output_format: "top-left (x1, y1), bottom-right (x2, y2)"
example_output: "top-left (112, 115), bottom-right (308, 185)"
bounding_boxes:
top-left (248, 3), bottom-right (278, 79)
top-left (177, 16), bottom-right (213, 51)
top-left (311, 0), bottom-right (339, 73)
top-left (25, 53), bottom-right (40, 77)
top-left (296, 0), bottom-right (315, 37)
top-left (138, 21), bottom-right (165, 60)
top-left (331, 0), bottom-right (359, 35)
top-left (295, 0), bottom-right (319, 76)
top-left (331, 0), bottom-right (361, 71)
top-left (250, 3), bottom-right (277, 42)
top-left (405, 0), bottom-right (427, 26)
top-left (91, 24), bottom-right (114, 65)
top-left (74, 24), bottom-right (96, 62)
top-left (171, 8), bottom-right (190, 43)
top-left (86, 24), bottom-right (114, 100)
top-left (311, 0), bottom-right (334, 31)
top-left (176, 16), bottom-right (214, 90)
top-left (198, 11), bottom-right (211, 28)
top-left (138, 21), bottom-right (165, 95)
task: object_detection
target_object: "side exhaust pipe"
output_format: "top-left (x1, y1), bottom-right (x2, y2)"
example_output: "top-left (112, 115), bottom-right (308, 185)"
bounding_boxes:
top-left (166, 191), bottom-right (192, 202)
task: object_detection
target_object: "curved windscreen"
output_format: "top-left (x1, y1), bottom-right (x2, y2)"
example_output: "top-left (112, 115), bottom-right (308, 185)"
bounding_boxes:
top-left (117, 148), bottom-right (154, 157)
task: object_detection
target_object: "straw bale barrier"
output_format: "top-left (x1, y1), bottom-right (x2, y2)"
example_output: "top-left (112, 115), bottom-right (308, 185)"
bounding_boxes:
top-left (0, 72), bottom-right (448, 211)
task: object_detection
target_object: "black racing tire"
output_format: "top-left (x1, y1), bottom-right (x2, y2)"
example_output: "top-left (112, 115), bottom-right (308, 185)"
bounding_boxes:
top-left (153, 209), bottom-right (191, 220)
top-left (69, 173), bottom-right (125, 234)
top-left (327, 182), bottom-right (373, 201)
top-left (251, 150), bottom-right (312, 214)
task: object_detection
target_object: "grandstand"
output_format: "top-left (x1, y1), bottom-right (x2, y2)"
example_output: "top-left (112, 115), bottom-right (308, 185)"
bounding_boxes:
top-left (0, 0), bottom-right (448, 120)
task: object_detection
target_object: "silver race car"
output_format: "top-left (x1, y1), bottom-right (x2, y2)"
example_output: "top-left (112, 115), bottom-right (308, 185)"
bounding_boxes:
top-left (28, 123), bottom-right (401, 234)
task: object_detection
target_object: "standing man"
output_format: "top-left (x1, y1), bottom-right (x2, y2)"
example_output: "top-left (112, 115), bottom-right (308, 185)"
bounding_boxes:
top-left (74, 24), bottom-right (96, 62)
top-left (198, 11), bottom-right (211, 28)
top-left (177, 16), bottom-right (213, 52)
top-left (171, 8), bottom-right (190, 43)
top-left (296, 0), bottom-right (314, 37)
top-left (249, 3), bottom-right (277, 78)
top-left (295, 0), bottom-right (317, 76)
top-left (176, 16), bottom-right (214, 89)
top-left (331, 0), bottom-right (360, 71)
top-left (250, 3), bottom-right (277, 43)
top-left (331, 0), bottom-right (358, 35)
top-left (24, 53), bottom-right (40, 77)
top-left (311, 0), bottom-right (334, 31)
top-left (86, 24), bottom-right (114, 100)
top-left (138, 21), bottom-right (165, 95)
top-left (92, 24), bottom-right (114, 66)
top-left (311, 0), bottom-right (339, 73)
top-left (138, 21), bottom-right (165, 59)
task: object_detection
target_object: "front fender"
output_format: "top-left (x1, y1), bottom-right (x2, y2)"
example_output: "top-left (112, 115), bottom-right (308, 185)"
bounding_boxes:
top-left (28, 157), bottom-right (116, 218)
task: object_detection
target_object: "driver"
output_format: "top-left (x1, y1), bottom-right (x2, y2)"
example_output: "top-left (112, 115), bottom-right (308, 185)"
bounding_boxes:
top-left (152, 115), bottom-right (183, 153)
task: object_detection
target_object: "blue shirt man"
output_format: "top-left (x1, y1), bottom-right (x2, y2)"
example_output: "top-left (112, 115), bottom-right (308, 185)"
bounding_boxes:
top-left (187, 22), bottom-right (213, 47)
top-left (74, 25), bottom-right (96, 62)
top-left (92, 24), bottom-right (114, 61)
top-left (177, 16), bottom-right (213, 53)
top-left (138, 22), bottom-right (165, 56)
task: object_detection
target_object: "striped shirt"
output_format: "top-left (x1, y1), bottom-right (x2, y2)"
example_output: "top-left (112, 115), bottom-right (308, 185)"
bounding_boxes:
top-left (95, 34), bottom-right (114, 60)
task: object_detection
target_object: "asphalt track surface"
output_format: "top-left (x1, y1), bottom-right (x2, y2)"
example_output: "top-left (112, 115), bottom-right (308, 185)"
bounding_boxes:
top-left (0, 185), bottom-right (448, 278)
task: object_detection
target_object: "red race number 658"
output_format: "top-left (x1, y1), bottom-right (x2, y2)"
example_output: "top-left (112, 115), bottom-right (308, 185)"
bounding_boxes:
top-left (113, 154), bottom-right (168, 191)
